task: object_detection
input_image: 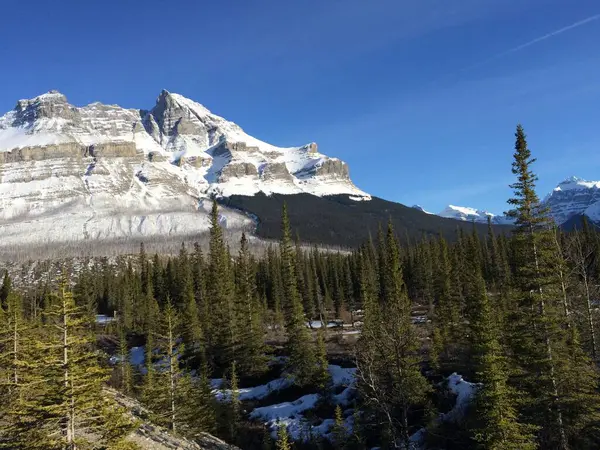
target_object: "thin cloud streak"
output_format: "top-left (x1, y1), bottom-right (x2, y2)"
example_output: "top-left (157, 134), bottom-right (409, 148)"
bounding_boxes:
top-left (463, 13), bottom-right (600, 71)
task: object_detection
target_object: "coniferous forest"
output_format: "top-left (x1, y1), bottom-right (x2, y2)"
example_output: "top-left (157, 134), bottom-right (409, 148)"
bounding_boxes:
top-left (3, 125), bottom-right (600, 449)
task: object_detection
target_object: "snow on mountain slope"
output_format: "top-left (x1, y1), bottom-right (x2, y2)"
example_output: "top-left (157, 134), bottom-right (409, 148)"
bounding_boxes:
top-left (437, 205), bottom-right (512, 225)
top-left (431, 176), bottom-right (600, 226)
top-left (543, 176), bottom-right (600, 225)
top-left (411, 205), bottom-right (433, 214)
top-left (0, 90), bottom-right (367, 248)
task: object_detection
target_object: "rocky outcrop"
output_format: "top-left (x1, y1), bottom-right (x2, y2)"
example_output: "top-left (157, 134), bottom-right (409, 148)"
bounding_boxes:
top-left (13, 90), bottom-right (79, 124)
top-left (148, 151), bottom-right (168, 162)
top-left (106, 388), bottom-right (240, 450)
top-left (261, 162), bottom-right (293, 182)
top-left (315, 159), bottom-right (349, 178)
top-left (304, 142), bottom-right (318, 154)
top-left (219, 162), bottom-right (258, 182)
top-left (85, 141), bottom-right (139, 158)
top-left (143, 113), bottom-right (162, 143)
top-left (0, 143), bottom-right (84, 162)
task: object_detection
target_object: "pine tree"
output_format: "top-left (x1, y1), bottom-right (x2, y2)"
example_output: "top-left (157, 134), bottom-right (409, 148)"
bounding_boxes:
top-left (206, 200), bottom-right (236, 370)
top-left (158, 299), bottom-right (183, 432)
top-left (179, 243), bottom-right (204, 365)
top-left (430, 235), bottom-right (460, 371)
top-left (506, 124), bottom-right (600, 449)
top-left (117, 320), bottom-right (133, 395)
top-left (23, 277), bottom-right (134, 449)
top-left (356, 221), bottom-right (431, 448)
top-left (236, 233), bottom-right (268, 375)
top-left (314, 328), bottom-right (331, 392)
top-left (276, 425), bottom-right (292, 450)
top-left (0, 292), bottom-right (45, 449)
top-left (280, 203), bottom-right (317, 387)
top-left (0, 270), bottom-right (11, 308)
top-left (192, 242), bottom-right (210, 345)
top-left (227, 361), bottom-right (241, 443)
top-left (331, 405), bottom-right (348, 450)
top-left (465, 235), bottom-right (536, 449)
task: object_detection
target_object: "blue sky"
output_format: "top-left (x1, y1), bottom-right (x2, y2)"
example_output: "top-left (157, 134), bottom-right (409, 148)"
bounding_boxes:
top-left (1, 0), bottom-right (599, 213)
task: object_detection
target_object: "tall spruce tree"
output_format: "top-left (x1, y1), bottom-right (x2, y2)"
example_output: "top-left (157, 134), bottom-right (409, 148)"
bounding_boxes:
top-left (465, 233), bottom-right (536, 449)
top-left (506, 124), bottom-right (600, 449)
top-left (206, 200), bottom-right (236, 370)
top-left (280, 203), bottom-right (317, 387)
top-left (234, 232), bottom-right (267, 376)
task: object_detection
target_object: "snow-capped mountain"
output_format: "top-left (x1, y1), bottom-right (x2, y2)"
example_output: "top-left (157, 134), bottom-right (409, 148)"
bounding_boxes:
top-left (437, 205), bottom-right (513, 225)
top-left (543, 176), bottom-right (600, 225)
top-left (0, 90), bottom-right (368, 248)
top-left (434, 176), bottom-right (600, 227)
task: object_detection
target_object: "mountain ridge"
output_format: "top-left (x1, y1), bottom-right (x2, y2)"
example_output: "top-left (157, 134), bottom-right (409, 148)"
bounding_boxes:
top-left (431, 176), bottom-right (600, 226)
top-left (0, 90), bottom-right (369, 250)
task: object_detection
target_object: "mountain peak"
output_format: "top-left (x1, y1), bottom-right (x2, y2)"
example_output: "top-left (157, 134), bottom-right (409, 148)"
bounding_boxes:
top-left (561, 175), bottom-right (581, 184)
top-left (553, 176), bottom-right (600, 192)
top-left (19, 90), bottom-right (68, 105)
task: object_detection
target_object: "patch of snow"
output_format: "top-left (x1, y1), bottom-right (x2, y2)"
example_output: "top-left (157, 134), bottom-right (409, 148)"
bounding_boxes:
top-left (443, 372), bottom-right (479, 422)
top-left (307, 320), bottom-right (340, 329)
top-left (95, 314), bottom-right (115, 324)
top-left (214, 377), bottom-right (294, 402)
top-left (250, 393), bottom-right (320, 422)
top-left (408, 373), bottom-right (480, 449)
top-left (329, 365), bottom-right (356, 387)
top-left (129, 346), bottom-right (145, 367)
top-left (412, 205), bottom-right (433, 215)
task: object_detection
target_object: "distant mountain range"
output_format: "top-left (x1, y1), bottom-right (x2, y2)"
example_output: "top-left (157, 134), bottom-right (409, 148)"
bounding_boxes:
top-left (0, 89), bottom-right (595, 253)
top-left (420, 176), bottom-right (600, 228)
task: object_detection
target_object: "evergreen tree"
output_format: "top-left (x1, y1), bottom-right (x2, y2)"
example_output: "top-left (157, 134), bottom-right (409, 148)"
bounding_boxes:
top-left (357, 221), bottom-right (431, 448)
top-left (331, 405), bottom-right (348, 450)
top-left (24, 278), bottom-right (133, 449)
top-left (276, 426), bottom-right (292, 450)
top-left (0, 270), bottom-right (11, 308)
top-left (465, 235), bottom-right (536, 449)
top-left (314, 328), bottom-right (331, 392)
top-left (506, 124), bottom-right (600, 449)
top-left (234, 232), bottom-right (267, 376)
top-left (117, 320), bottom-right (133, 395)
top-left (227, 361), bottom-right (241, 443)
top-left (179, 243), bottom-right (204, 365)
top-left (206, 200), bottom-right (236, 370)
top-left (280, 203), bottom-right (317, 387)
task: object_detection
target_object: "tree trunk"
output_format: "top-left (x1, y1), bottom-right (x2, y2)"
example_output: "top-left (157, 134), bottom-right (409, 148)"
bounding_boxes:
top-left (63, 293), bottom-right (75, 449)
top-left (168, 315), bottom-right (176, 433)
top-left (12, 310), bottom-right (18, 388)
top-left (583, 275), bottom-right (597, 361)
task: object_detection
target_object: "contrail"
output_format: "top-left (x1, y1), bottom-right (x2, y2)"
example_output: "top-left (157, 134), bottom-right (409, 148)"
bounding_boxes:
top-left (463, 13), bottom-right (600, 71)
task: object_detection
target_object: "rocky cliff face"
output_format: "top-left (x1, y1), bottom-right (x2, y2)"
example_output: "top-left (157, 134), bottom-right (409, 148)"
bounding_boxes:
top-left (543, 176), bottom-right (600, 225)
top-left (0, 90), bottom-right (368, 250)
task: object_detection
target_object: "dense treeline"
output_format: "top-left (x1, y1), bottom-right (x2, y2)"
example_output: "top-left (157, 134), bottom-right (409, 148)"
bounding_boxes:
top-left (220, 192), bottom-right (505, 249)
top-left (2, 125), bottom-right (600, 449)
